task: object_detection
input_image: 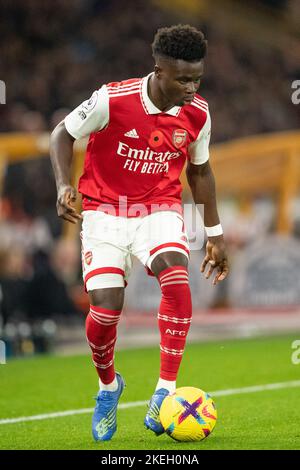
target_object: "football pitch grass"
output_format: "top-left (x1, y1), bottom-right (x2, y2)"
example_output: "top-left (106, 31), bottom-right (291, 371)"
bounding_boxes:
top-left (0, 334), bottom-right (300, 450)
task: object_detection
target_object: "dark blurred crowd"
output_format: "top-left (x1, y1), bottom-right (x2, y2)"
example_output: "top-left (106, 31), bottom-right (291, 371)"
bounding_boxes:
top-left (1, 0), bottom-right (300, 351)
top-left (0, 0), bottom-right (300, 139)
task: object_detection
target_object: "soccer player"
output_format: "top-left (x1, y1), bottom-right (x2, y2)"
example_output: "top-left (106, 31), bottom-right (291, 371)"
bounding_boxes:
top-left (50, 24), bottom-right (229, 442)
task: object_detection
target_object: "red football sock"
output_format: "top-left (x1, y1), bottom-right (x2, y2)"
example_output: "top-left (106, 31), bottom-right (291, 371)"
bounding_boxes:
top-left (158, 265), bottom-right (192, 381)
top-left (86, 305), bottom-right (121, 384)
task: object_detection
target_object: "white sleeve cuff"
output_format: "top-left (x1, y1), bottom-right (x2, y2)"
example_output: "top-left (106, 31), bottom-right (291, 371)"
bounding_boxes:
top-left (188, 110), bottom-right (211, 165)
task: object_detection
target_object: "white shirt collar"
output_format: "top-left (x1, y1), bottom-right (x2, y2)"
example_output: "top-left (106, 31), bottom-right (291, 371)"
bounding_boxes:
top-left (141, 73), bottom-right (181, 116)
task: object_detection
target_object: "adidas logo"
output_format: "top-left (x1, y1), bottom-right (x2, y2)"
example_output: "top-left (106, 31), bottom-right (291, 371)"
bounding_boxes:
top-left (124, 129), bottom-right (139, 138)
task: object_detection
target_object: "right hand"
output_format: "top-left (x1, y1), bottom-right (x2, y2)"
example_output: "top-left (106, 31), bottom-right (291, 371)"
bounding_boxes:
top-left (200, 236), bottom-right (229, 285)
top-left (56, 184), bottom-right (83, 224)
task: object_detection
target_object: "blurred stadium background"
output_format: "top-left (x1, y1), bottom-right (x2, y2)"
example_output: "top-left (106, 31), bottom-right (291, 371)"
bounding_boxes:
top-left (1, 0), bottom-right (300, 360)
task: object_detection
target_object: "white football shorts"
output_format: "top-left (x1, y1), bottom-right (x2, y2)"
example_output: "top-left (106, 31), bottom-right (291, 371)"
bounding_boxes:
top-left (80, 210), bottom-right (189, 291)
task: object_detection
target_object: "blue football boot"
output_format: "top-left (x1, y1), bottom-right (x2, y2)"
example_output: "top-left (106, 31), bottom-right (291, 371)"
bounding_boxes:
top-left (144, 388), bottom-right (169, 435)
top-left (92, 372), bottom-right (125, 441)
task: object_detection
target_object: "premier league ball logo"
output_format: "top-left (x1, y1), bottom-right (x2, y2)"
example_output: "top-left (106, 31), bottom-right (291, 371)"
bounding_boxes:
top-left (172, 129), bottom-right (187, 149)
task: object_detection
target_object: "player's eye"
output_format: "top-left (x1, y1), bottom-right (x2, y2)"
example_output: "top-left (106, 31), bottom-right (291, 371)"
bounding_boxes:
top-left (177, 79), bottom-right (201, 86)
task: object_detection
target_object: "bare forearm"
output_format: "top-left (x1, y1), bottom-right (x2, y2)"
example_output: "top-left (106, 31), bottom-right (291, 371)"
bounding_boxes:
top-left (49, 121), bottom-right (75, 190)
top-left (186, 161), bottom-right (220, 227)
top-left (49, 121), bottom-right (82, 223)
top-left (187, 161), bottom-right (228, 284)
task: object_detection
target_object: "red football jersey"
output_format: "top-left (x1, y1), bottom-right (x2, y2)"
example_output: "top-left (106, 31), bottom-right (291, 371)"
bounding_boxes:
top-left (65, 74), bottom-right (211, 216)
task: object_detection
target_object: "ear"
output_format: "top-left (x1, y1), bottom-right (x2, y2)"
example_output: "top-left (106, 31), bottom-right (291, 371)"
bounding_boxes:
top-left (154, 64), bottom-right (162, 78)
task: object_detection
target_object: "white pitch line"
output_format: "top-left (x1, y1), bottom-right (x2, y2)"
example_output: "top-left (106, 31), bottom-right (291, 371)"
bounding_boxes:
top-left (211, 380), bottom-right (300, 397)
top-left (1, 380), bottom-right (300, 426)
top-left (0, 401), bottom-right (149, 425)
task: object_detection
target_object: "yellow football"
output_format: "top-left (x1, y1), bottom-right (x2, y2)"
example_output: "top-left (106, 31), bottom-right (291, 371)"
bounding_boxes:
top-left (159, 387), bottom-right (217, 442)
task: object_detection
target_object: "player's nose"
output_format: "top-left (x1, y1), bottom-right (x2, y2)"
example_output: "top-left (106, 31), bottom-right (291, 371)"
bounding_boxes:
top-left (185, 82), bottom-right (197, 94)
top-left (184, 84), bottom-right (196, 99)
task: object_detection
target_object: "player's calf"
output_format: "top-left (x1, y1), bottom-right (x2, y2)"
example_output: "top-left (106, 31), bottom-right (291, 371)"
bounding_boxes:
top-left (86, 304), bottom-right (121, 384)
top-left (145, 264), bottom-right (192, 434)
top-left (86, 302), bottom-right (124, 441)
top-left (157, 265), bottom-right (192, 381)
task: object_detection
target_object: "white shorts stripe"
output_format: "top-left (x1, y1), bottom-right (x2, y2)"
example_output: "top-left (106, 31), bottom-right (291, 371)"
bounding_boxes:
top-left (147, 247), bottom-right (189, 268)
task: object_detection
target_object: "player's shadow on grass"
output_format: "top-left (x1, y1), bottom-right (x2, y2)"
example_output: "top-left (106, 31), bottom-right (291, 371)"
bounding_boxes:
top-left (93, 432), bottom-right (222, 451)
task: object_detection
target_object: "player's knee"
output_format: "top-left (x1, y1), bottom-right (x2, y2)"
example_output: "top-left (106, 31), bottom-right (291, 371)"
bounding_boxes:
top-left (151, 251), bottom-right (188, 277)
top-left (157, 264), bottom-right (192, 313)
top-left (89, 287), bottom-right (124, 311)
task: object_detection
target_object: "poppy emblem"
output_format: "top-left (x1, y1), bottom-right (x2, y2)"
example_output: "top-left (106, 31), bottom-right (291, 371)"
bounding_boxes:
top-left (85, 251), bottom-right (93, 266)
top-left (172, 129), bottom-right (187, 149)
top-left (149, 130), bottom-right (164, 148)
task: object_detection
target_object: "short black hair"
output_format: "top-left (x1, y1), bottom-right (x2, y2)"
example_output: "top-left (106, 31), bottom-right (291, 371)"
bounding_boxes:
top-left (152, 24), bottom-right (207, 62)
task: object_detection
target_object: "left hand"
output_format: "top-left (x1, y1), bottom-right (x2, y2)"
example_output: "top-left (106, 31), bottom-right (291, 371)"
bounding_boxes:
top-left (200, 236), bottom-right (229, 285)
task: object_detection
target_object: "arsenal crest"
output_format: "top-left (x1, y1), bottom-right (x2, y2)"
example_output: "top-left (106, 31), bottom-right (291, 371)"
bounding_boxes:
top-left (172, 129), bottom-right (187, 149)
top-left (84, 251), bottom-right (93, 266)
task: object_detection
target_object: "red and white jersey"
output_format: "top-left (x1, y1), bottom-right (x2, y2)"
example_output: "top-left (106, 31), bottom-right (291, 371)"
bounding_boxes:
top-left (65, 73), bottom-right (211, 216)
